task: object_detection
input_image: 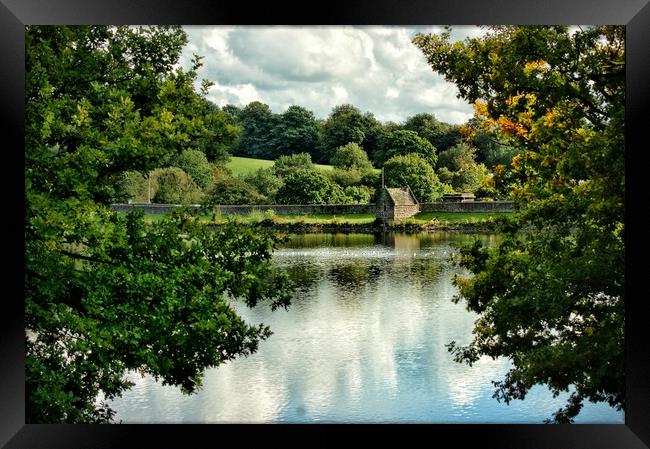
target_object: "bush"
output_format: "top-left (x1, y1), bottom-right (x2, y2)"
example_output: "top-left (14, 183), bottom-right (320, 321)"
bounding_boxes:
top-left (342, 185), bottom-right (374, 204)
top-left (275, 168), bottom-right (344, 204)
top-left (328, 168), bottom-right (364, 187)
top-left (205, 175), bottom-right (267, 205)
top-left (242, 167), bottom-right (283, 203)
top-left (151, 167), bottom-right (203, 204)
top-left (329, 142), bottom-right (374, 171)
top-left (114, 170), bottom-right (149, 203)
top-left (175, 149), bottom-right (214, 189)
top-left (272, 153), bottom-right (314, 178)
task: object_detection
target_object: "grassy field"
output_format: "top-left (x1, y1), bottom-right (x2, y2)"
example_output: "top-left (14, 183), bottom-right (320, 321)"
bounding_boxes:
top-left (409, 211), bottom-right (513, 224)
top-left (226, 156), bottom-right (334, 176)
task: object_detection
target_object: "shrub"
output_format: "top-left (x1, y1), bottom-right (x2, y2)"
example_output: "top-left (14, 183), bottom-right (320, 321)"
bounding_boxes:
top-left (275, 168), bottom-right (344, 204)
top-left (151, 167), bottom-right (202, 204)
top-left (329, 142), bottom-right (374, 171)
top-left (114, 170), bottom-right (149, 203)
top-left (205, 175), bottom-right (267, 205)
top-left (175, 149), bottom-right (214, 189)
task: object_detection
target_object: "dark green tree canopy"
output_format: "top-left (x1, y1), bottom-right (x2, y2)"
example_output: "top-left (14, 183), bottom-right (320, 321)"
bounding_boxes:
top-left (231, 101), bottom-right (279, 159)
top-left (25, 25), bottom-right (291, 423)
top-left (378, 130), bottom-right (438, 167)
top-left (402, 112), bottom-right (461, 153)
top-left (414, 25), bottom-right (624, 423)
top-left (272, 105), bottom-right (322, 158)
top-left (319, 104), bottom-right (368, 163)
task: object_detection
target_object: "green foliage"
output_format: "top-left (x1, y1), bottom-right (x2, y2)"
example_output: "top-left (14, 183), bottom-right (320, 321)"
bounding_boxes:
top-left (272, 152), bottom-right (314, 177)
top-left (205, 174), bottom-right (268, 205)
top-left (378, 130), bottom-right (438, 167)
top-left (437, 143), bottom-right (490, 193)
top-left (275, 168), bottom-right (345, 205)
top-left (383, 153), bottom-right (446, 202)
top-left (231, 101), bottom-right (279, 159)
top-left (114, 170), bottom-right (149, 203)
top-left (320, 104), bottom-right (367, 163)
top-left (414, 25), bottom-right (624, 422)
top-left (242, 167), bottom-right (284, 203)
top-left (175, 149), bottom-right (214, 189)
top-left (151, 167), bottom-right (202, 204)
top-left (402, 112), bottom-right (461, 152)
top-left (25, 25), bottom-right (292, 423)
top-left (342, 185), bottom-right (374, 204)
top-left (437, 143), bottom-right (476, 171)
top-left (328, 167), bottom-right (364, 187)
top-left (462, 116), bottom-right (519, 168)
top-left (329, 142), bottom-right (374, 171)
top-left (272, 105), bottom-right (322, 158)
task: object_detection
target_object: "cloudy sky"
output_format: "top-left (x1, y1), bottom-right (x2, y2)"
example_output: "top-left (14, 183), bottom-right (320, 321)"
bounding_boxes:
top-left (180, 26), bottom-right (486, 125)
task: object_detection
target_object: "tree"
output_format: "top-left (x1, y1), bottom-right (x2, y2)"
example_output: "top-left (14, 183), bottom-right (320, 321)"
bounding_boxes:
top-left (275, 168), bottom-right (344, 205)
top-left (205, 174), bottom-right (267, 205)
top-left (25, 25), bottom-right (291, 423)
top-left (319, 104), bottom-right (367, 163)
top-left (378, 130), bottom-right (438, 167)
top-left (436, 143), bottom-right (490, 193)
top-left (175, 149), bottom-right (214, 189)
top-left (114, 170), bottom-right (149, 203)
top-left (413, 25), bottom-right (624, 422)
top-left (232, 101), bottom-right (279, 159)
top-left (402, 112), bottom-right (461, 153)
top-left (460, 115), bottom-right (519, 169)
top-left (272, 105), bottom-right (321, 159)
top-left (383, 153), bottom-right (446, 202)
top-left (242, 167), bottom-right (284, 204)
top-left (272, 152), bottom-right (314, 178)
top-left (329, 142), bottom-right (374, 171)
top-left (151, 167), bottom-right (203, 204)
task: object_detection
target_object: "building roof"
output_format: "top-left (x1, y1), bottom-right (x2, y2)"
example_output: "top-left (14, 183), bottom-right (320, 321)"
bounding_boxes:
top-left (385, 187), bottom-right (418, 205)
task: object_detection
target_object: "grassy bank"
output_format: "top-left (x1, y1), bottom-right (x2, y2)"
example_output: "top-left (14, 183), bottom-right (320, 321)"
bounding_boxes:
top-left (138, 209), bottom-right (513, 232)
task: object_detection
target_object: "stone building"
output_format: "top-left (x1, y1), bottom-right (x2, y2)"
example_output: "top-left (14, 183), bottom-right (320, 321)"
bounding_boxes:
top-left (376, 186), bottom-right (420, 223)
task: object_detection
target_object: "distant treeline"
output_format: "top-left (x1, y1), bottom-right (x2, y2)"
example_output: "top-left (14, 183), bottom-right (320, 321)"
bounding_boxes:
top-left (221, 102), bottom-right (517, 168)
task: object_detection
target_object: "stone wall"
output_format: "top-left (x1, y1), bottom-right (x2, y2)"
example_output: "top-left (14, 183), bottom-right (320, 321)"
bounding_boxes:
top-left (112, 200), bottom-right (513, 216)
top-left (111, 203), bottom-right (205, 214)
top-left (112, 203), bottom-right (377, 215)
top-left (393, 204), bottom-right (421, 220)
top-left (420, 201), bottom-right (513, 212)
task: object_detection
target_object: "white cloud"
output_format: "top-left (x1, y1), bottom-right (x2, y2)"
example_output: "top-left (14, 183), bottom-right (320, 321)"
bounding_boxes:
top-left (182, 25), bottom-right (483, 124)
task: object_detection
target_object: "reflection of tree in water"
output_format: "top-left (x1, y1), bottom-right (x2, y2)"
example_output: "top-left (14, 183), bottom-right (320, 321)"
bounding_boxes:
top-left (405, 258), bottom-right (444, 285)
top-left (327, 261), bottom-right (371, 293)
top-left (282, 261), bottom-right (321, 297)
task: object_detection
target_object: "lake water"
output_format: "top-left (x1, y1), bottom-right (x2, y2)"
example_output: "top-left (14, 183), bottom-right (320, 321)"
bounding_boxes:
top-left (110, 232), bottom-right (624, 424)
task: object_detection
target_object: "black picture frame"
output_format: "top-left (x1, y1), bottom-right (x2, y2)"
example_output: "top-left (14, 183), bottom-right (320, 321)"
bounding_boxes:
top-left (3, 0), bottom-right (649, 447)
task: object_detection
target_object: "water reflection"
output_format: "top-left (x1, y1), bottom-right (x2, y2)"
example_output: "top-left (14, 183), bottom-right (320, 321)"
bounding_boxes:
top-left (111, 233), bottom-right (624, 424)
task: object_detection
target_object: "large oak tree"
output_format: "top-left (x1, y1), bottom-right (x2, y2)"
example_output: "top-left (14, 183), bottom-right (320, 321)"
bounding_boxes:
top-left (413, 25), bottom-right (624, 423)
top-left (25, 25), bottom-right (291, 423)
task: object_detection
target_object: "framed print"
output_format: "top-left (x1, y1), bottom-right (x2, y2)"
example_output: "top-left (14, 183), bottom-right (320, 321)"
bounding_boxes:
top-left (5, 0), bottom-right (650, 447)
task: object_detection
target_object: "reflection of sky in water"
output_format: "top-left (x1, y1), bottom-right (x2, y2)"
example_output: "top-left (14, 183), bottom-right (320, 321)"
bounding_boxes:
top-left (110, 233), bottom-right (624, 424)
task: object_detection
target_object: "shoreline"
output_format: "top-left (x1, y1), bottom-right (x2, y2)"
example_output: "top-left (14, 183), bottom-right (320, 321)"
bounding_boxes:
top-left (207, 220), bottom-right (502, 234)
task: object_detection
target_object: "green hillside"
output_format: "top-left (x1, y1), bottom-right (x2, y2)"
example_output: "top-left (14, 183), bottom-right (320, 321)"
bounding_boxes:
top-left (227, 156), bottom-right (334, 176)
